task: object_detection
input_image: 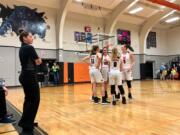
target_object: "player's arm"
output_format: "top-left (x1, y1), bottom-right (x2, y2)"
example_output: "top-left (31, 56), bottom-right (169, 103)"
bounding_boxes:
top-left (82, 55), bottom-right (90, 63)
top-left (120, 59), bottom-right (124, 72)
top-left (130, 53), bottom-right (135, 70)
top-left (96, 54), bottom-right (101, 69)
top-left (3, 86), bottom-right (8, 96)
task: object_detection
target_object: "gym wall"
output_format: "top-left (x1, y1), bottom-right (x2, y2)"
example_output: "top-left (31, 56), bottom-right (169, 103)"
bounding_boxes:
top-left (145, 28), bottom-right (168, 55)
top-left (0, 1), bottom-right (180, 86)
top-left (167, 26), bottom-right (180, 55)
top-left (0, 1), bottom-right (57, 86)
top-left (63, 12), bottom-right (104, 51)
top-left (0, 1), bottom-right (57, 49)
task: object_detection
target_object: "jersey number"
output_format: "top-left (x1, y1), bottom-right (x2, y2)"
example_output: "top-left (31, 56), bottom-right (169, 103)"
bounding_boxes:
top-left (123, 56), bottom-right (126, 64)
top-left (91, 59), bottom-right (94, 64)
top-left (114, 62), bottom-right (117, 67)
top-left (104, 61), bottom-right (108, 65)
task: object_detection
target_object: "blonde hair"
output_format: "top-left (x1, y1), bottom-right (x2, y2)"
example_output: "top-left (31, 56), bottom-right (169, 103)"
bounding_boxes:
top-left (111, 47), bottom-right (119, 60)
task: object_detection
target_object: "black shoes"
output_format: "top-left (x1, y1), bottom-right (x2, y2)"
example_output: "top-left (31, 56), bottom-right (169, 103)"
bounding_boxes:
top-left (112, 101), bottom-right (116, 105)
top-left (101, 96), bottom-right (110, 105)
top-left (0, 116), bottom-right (16, 124)
top-left (20, 129), bottom-right (34, 135)
top-left (128, 93), bottom-right (132, 100)
top-left (122, 97), bottom-right (126, 104)
top-left (115, 93), bottom-right (120, 101)
top-left (93, 97), bottom-right (100, 104)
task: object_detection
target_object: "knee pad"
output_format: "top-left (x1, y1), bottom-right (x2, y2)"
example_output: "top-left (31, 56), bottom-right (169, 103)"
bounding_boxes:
top-left (111, 85), bottom-right (116, 94)
top-left (118, 85), bottom-right (125, 95)
top-left (127, 81), bottom-right (132, 88)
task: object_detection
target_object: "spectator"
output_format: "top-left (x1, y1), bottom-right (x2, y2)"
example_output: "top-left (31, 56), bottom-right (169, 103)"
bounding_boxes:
top-left (52, 62), bottom-right (60, 85)
top-left (0, 79), bottom-right (16, 123)
top-left (160, 63), bottom-right (166, 80)
top-left (177, 63), bottom-right (180, 80)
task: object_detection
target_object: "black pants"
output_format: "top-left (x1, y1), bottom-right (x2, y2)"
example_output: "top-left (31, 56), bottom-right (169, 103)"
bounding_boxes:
top-left (19, 71), bottom-right (40, 130)
top-left (0, 89), bottom-right (7, 118)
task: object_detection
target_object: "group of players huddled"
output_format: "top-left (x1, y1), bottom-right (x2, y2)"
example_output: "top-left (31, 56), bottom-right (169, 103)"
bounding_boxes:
top-left (83, 44), bottom-right (135, 105)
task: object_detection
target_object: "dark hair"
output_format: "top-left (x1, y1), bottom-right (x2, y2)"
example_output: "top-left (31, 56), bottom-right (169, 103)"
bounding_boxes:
top-left (90, 45), bottom-right (99, 55)
top-left (123, 44), bottom-right (134, 52)
top-left (19, 29), bottom-right (29, 43)
top-left (102, 47), bottom-right (108, 54)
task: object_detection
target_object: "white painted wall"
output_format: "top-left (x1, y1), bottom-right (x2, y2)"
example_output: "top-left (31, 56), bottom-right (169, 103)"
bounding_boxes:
top-left (113, 21), bottom-right (140, 54)
top-left (63, 13), bottom-right (143, 53)
top-left (63, 12), bottom-right (105, 51)
top-left (63, 12), bottom-right (177, 57)
top-left (0, 1), bottom-right (57, 49)
top-left (145, 28), bottom-right (168, 55)
top-left (167, 26), bottom-right (180, 55)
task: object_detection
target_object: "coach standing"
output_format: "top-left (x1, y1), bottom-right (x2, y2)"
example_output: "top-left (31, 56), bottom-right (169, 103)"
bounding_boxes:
top-left (18, 30), bottom-right (42, 133)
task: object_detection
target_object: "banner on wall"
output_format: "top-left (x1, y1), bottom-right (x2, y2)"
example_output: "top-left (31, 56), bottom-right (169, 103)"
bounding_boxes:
top-left (146, 31), bottom-right (156, 49)
top-left (84, 26), bottom-right (91, 32)
top-left (74, 31), bottom-right (92, 43)
top-left (117, 29), bottom-right (131, 45)
top-left (86, 33), bottom-right (92, 44)
top-left (0, 3), bottom-right (49, 40)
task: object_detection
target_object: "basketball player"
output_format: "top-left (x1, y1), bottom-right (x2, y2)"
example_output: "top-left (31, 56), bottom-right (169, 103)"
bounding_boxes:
top-left (121, 44), bottom-right (135, 100)
top-left (101, 47), bottom-right (110, 101)
top-left (83, 45), bottom-right (109, 104)
top-left (109, 47), bottom-right (126, 105)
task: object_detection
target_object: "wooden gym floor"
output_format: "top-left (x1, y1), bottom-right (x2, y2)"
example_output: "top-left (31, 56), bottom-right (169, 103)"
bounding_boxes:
top-left (3, 80), bottom-right (180, 135)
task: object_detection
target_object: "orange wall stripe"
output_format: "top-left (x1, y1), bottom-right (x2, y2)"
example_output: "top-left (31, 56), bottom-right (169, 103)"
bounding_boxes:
top-left (64, 63), bottom-right (68, 83)
top-left (74, 63), bottom-right (90, 83)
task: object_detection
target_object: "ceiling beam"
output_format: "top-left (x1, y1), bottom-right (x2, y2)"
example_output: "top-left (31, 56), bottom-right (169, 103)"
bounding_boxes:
top-left (147, 0), bottom-right (180, 11)
top-left (139, 1), bottom-right (160, 10)
top-left (124, 13), bottom-right (147, 20)
top-left (56, 0), bottom-right (72, 61)
top-left (105, 0), bottom-right (139, 34)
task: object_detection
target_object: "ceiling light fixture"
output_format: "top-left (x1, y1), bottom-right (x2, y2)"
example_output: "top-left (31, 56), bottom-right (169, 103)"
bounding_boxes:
top-left (129, 7), bottom-right (143, 14)
top-left (75, 0), bottom-right (83, 2)
top-left (165, 16), bottom-right (180, 23)
top-left (162, 10), bottom-right (176, 19)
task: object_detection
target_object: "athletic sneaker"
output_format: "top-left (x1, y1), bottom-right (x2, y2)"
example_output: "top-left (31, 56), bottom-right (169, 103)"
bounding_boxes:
top-left (101, 100), bottom-right (111, 105)
top-left (90, 96), bottom-right (94, 102)
top-left (5, 113), bottom-right (13, 119)
top-left (34, 122), bottom-right (38, 127)
top-left (0, 117), bottom-right (16, 124)
top-left (115, 93), bottom-right (120, 101)
top-left (20, 129), bottom-right (34, 135)
top-left (122, 97), bottom-right (126, 104)
top-left (94, 97), bottom-right (100, 104)
top-left (101, 96), bottom-right (110, 105)
top-left (90, 96), bottom-right (101, 102)
top-left (112, 101), bottom-right (116, 105)
top-left (128, 93), bottom-right (132, 100)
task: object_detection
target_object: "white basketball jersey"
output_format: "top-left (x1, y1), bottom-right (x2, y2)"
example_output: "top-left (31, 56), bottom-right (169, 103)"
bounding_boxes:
top-left (89, 54), bottom-right (99, 69)
top-left (102, 55), bottom-right (110, 68)
top-left (110, 58), bottom-right (121, 70)
top-left (121, 53), bottom-right (131, 70)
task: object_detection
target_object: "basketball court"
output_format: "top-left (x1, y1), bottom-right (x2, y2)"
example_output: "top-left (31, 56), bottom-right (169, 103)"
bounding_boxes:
top-left (0, 0), bottom-right (180, 135)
